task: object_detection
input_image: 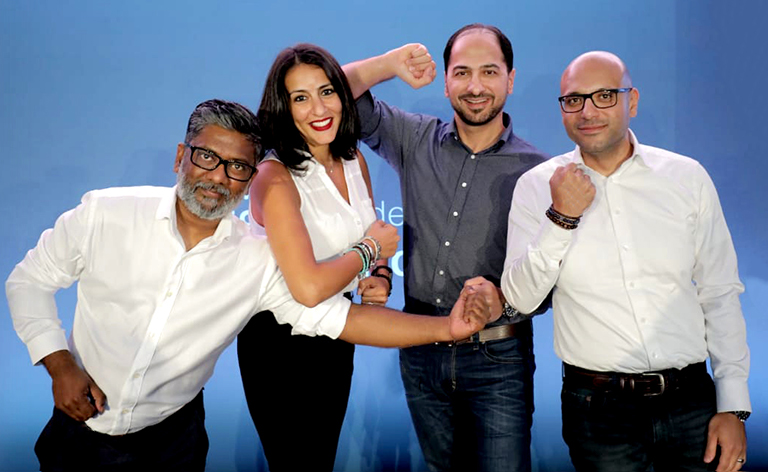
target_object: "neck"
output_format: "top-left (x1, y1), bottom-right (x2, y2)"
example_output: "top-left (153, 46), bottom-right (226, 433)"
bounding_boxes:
top-left (175, 199), bottom-right (221, 251)
top-left (582, 138), bottom-right (634, 177)
top-left (454, 113), bottom-right (506, 153)
top-left (308, 144), bottom-right (333, 164)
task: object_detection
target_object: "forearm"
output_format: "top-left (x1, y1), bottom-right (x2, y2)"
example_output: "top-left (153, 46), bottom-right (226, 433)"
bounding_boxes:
top-left (343, 52), bottom-right (398, 99)
top-left (338, 304), bottom-right (451, 347)
top-left (6, 263), bottom-right (70, 364)
top-left (290, 252), bottom-right (366, 307)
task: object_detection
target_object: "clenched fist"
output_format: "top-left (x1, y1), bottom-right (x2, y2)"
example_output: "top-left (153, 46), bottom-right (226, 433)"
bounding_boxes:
top-left (550, 163), bottom-right (596, 217)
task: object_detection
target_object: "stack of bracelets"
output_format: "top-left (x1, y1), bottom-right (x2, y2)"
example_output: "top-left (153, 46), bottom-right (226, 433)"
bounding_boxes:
top-left (545, 205), bottom-right (581, 230)
top-left (347, 236), bottom-right (382, 276)
top-left (346, 237), bottom-right (394, 296)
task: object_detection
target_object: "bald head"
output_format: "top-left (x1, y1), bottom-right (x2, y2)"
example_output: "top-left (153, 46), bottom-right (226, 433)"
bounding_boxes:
top-left (561, 51), bottom-right (632, 95)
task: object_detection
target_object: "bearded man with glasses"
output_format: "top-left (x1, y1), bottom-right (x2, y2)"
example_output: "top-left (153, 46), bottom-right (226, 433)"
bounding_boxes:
top-left (501, 51), bottom-right (751, 472)
top-left (6, 99), bottom-right (496, 471)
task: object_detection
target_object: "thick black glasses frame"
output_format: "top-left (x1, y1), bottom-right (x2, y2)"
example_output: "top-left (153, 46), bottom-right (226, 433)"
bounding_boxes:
top-left (184, 143), bottom-right (256, 182)
top-left (558, 88), bottom-right (633, 113)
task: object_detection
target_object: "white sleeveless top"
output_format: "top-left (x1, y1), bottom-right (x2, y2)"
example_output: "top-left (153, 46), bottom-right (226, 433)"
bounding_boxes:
top-left (251, 150), bottom-right (377, 293)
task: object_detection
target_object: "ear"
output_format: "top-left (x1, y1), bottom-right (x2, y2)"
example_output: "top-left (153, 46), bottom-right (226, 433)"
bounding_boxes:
top-left (629, 87), bottom-right (639, 118)
top-left (174, 143), bottom-right (186, 173)
top-left (444, 72), bottom-right (449, 98)
top-left (507, 68), bottom-right (516, 95)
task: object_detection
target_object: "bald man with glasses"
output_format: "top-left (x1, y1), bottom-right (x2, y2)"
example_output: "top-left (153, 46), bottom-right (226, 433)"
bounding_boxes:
top-left (501, 51), bottom-right (751, 472)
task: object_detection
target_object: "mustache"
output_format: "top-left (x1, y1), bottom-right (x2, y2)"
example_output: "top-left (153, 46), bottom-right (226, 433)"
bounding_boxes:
top-left (458, 93), bottom-right (494, 101)
top-left (194, 181), bottom-right (230, 197)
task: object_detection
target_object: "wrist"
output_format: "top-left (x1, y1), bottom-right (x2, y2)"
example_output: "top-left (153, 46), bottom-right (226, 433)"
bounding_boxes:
top-left (41, 350), bottom-right (77, 377)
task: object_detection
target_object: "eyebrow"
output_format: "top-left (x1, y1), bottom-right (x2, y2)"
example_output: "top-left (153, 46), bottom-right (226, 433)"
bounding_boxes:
top-left (288, 82), bottom-right (333, 95)
top-left (451, 63), bottom-right (501, 72)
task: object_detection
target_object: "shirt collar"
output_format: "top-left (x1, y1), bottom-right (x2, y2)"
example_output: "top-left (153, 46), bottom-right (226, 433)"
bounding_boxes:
top-left (570, 128), bottom-right (648, 173)
top-left (442, 112), bottom-right (514, 152)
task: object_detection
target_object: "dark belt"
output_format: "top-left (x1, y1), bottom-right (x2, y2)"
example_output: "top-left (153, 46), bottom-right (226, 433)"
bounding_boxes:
top-left (563, 362), bottom-right (707, 396)
top-left (437, 320), bottom-right (531, 347)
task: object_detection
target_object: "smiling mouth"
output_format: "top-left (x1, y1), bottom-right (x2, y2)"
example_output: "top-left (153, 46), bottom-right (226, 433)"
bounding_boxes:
top-left (460, 96), bottom-right (492, 111)
top-left (310, 118), bottom-right (333, 131)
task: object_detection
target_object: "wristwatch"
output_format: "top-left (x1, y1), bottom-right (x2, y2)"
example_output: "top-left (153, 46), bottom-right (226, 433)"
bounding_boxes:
top-left (501, 301), bottom-right (519, 319)
top-left (727, 411), bottom-right (751, 422)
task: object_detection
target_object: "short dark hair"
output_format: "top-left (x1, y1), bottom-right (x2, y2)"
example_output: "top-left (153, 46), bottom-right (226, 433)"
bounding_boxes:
top-left (185, 99), bottom-right (262, 164)
top-left (443, 24), bottom-right (514, 73)
top-left (257, 43), bottom-right (360, 172)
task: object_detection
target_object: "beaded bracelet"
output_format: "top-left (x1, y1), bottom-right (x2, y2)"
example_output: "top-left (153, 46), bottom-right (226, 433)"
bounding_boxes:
top-left (546, 205), bottom-right (580, 230)
top-left (371, 265), bottom-right (393, 278)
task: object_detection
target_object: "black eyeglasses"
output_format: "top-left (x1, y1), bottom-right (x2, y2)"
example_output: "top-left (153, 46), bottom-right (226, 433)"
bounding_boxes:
top-left (558, 88), bottom-right (633, 113)
top-left (184, 143), bottom-right (257, 182)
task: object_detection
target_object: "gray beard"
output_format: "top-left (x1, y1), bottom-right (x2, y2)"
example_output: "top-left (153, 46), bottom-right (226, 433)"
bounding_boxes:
top-left (175, 172), bottom-right (244, 221)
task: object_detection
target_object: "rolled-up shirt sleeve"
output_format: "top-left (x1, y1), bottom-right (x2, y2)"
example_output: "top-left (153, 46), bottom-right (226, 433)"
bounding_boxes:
top-left (257, 262), bottom-right (351, 339)
top-left (6, 193), bottom-right (93, 364)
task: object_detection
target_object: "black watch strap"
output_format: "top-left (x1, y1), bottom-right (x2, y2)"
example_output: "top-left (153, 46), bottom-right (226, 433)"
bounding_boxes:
top-left (728, 411), bottom-right (751, 422)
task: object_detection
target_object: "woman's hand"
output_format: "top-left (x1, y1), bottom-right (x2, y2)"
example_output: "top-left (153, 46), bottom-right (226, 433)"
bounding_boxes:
top-left (365, 220), bottom-right (399, 258)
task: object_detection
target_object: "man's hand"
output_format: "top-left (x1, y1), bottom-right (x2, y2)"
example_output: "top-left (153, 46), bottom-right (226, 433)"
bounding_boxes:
top-left (41, 350), bottom-right (106, 422)
top-left (447, 286), bottom-right (491, 340)
top-left (550, 163), bottom-right (596, 217)
top-left (463, 276), bottom-right (503, 322)
top-left (358, 275), bottom-right (390, 305)
top-left (386, 43), bottom-right (437, 90)
top-left (704, 412), bottom-right (747, 472)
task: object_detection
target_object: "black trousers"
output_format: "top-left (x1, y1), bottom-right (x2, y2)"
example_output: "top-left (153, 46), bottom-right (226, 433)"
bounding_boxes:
top-left (35, 390), bottom-right (208, 472)
top-left (237, 310), bottom-right (355, 472)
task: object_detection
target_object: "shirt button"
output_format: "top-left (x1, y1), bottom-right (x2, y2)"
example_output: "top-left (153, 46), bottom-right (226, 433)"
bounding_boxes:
top-left (439, 270), bottom-right (445, 276)
top-left (461, 182), bottom-right (467, 188)
top-left (640, 318), bottom-right (647, 324)
top-left (453, 211), bottom-right (458, 217)
top-left (445, 241), bottom-right (451, 247)
top-left (166, 291), bottom-right (173, 298)
top-left (622, 245), bottom-right (629, 251)
top-left (122, 409), bottom-right (130, 415)
top-left (629, 282), bottom-right (635, 288)
top-left (436, 298), bottom-right (441, 304)
top-left (470, 154), bottom-right (476, 160)
top-left (133, 372), bottom-right (141, 379)
top-left (615, 209), bottom-right (621, 215)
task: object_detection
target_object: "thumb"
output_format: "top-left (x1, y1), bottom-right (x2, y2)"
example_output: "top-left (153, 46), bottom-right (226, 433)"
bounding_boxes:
top-left (702, 432), bottom-right (717, 463)
top-left (89, 381), bottom-right (107, 413)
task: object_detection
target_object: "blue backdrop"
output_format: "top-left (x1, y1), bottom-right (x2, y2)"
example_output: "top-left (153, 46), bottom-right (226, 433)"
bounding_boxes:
top-left (1, 1), bottom-right (765, 471)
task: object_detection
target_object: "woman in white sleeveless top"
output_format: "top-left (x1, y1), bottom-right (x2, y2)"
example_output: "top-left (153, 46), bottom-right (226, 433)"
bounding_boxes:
top-left (237, 44), bottom-right (399, 472)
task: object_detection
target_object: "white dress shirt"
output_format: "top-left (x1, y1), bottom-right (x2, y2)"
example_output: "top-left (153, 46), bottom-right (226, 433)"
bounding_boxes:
top-left (501, 130), bottom-right (750, 412)
top-left (6, 186), bottom-right (350, 434)
top-left (251, 151), bottom-right (377, 293)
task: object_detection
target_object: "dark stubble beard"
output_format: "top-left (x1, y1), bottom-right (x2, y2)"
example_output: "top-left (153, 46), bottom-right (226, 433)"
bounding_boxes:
top-left (175, 172), bottom-right (245, 221)
top-left (453, 94), bottom-right (506, 127)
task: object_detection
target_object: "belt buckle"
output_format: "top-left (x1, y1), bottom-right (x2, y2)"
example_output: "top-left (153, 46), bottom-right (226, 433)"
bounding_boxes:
top-left (640, 372), bottom-right (665, 396)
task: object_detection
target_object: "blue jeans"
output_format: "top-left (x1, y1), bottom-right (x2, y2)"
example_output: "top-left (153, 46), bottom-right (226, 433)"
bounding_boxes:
top-left (562, 364), bottom-right (717, 472)
top-left (399, 326), bottom-right (535, 472)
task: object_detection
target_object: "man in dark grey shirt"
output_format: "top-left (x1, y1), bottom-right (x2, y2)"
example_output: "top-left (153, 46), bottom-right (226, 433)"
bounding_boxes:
top-left (344, 24), bottom-right (548, 472)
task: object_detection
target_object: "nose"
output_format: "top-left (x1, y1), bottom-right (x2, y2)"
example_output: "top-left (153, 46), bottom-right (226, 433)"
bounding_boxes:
top-left (208, 162), bottom-right (229, 184)
top-left (467, 73), bottom-right (485, 95)
top-left (311, 96), bottom-right (327, 116)
top-left (580, 98), bottom-right (599, 119)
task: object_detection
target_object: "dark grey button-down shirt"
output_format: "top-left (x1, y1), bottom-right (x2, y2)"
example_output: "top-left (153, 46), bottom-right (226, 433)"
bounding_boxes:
top-left (357, 92), bottom-right (548, 321)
